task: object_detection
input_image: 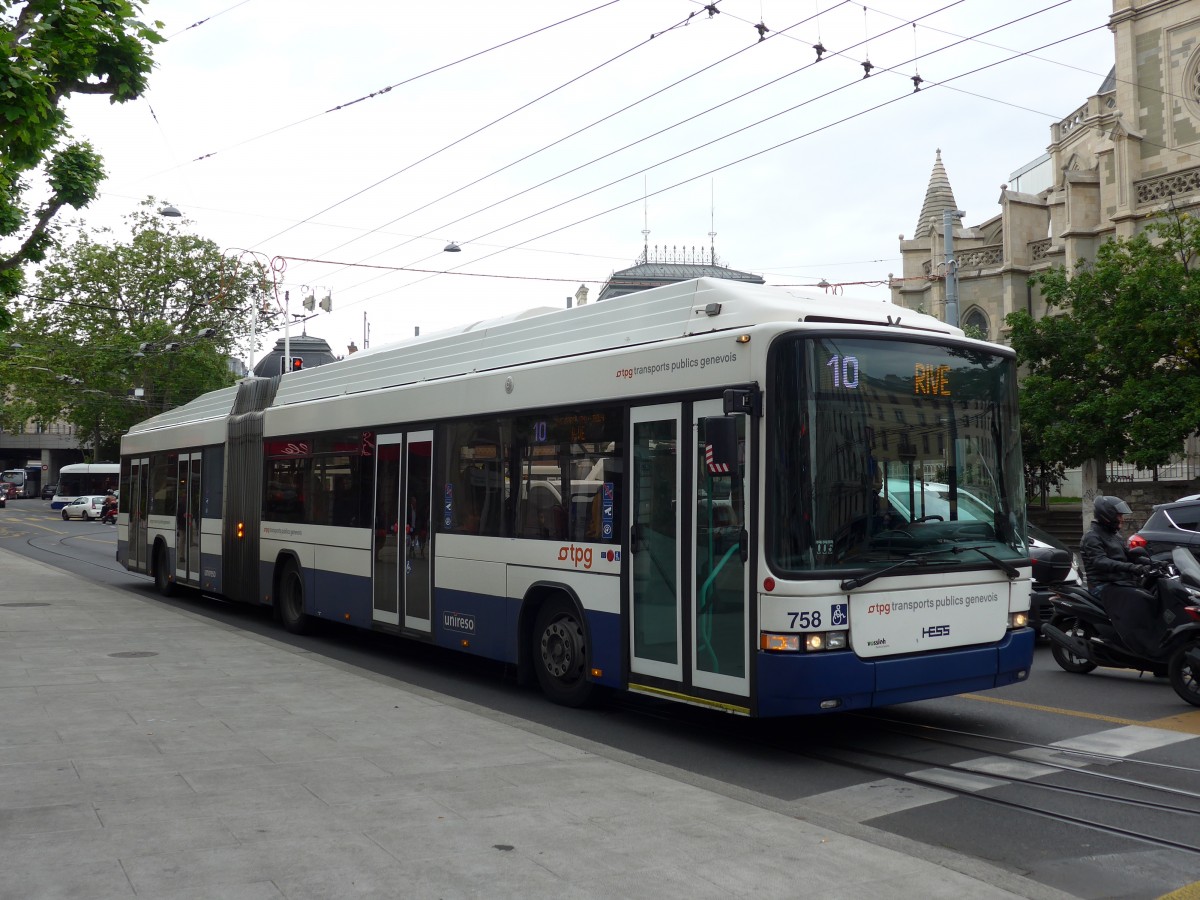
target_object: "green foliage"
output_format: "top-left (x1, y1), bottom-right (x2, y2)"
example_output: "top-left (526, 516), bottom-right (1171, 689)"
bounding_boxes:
top-left (0, 203), bottom-right (280, 457)
top-left (1005, 213), bottom-right (1200, 470)
top-left (961, 322), bottom-right (987, 341)
top-left (0, 0), bottom-right (162, 319)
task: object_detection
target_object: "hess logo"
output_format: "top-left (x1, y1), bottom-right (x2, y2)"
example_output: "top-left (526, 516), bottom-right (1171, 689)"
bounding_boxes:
top-left (558, 544), bottom-right (593, 569)
top-left (922, 624), bottom-right (951, 638)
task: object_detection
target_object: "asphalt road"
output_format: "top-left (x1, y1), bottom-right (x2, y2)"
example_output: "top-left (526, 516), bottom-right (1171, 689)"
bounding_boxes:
top-left (3, 499), bottom-right (1200, 900)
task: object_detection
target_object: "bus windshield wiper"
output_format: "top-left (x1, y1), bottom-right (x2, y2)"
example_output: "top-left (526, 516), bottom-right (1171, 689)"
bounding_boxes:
top-left (839, 547), bottom-right (955, 591)
top-left (840, 543), bottom-right (1019, 591)
top-left (952, 544), bottom-right (1020, 578)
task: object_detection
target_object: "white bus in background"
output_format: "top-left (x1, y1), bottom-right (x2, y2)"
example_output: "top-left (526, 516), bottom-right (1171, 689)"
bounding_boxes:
top-left (116, 276), bottom-right (1034, 717)
top-left (1, 462), bottom-right (42, 498)
top-left (51, 463), bottom-right (120, 509)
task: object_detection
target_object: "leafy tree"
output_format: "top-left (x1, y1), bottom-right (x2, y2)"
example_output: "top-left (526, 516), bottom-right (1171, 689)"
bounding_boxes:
top-left (0, 202), bottom-right (280, 459)
top-left (1006, 214), bottom-right (1200, 472)
top-left (0, 0), bottom-right (163, 327)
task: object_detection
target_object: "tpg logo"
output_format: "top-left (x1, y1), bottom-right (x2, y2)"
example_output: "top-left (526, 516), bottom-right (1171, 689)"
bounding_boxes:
top-left (922, 624), bottom-right (951, 638)
top-left (558, 544), bottom-right (593, 569)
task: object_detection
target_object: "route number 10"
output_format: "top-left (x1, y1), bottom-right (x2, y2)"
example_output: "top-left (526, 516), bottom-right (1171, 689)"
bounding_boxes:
top-left (827, 354), bottom-right (860, 389)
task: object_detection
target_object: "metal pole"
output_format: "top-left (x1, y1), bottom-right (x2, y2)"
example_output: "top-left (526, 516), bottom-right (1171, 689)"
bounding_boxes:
top-left (249, 293), bottom-right (258, 371)
top-left (943, 209), bottom-right (965, 328)
top-left (284, 290), bottom-right (291, 373)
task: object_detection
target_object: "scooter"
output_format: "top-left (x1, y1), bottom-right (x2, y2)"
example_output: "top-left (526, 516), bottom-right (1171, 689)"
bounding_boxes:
top-left (1039, 546), bottom-right (1200, 706)
top-left (100, 500), bottom-right (117, 525)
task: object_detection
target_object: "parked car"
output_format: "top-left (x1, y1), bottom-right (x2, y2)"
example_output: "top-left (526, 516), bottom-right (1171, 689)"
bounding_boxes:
top-left (41, 482), bottom-right (57, 500)
top-left (61, 495), bottom-right (108, 521)
top-left (1127, 496), bottom-right (1200, 557)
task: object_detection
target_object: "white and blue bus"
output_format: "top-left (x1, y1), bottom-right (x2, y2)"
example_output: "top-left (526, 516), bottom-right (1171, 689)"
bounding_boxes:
top-left (116, 277), bottom-right (1033, 716)
top-left (51, 463), bottom-right (120, 509)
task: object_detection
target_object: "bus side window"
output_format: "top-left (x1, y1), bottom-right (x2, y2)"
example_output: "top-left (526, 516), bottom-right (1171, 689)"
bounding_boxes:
top-left (441, 419), bottom-right (511, 538)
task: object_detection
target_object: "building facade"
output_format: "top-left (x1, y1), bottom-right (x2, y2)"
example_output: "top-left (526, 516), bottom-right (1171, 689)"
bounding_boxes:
top-left (893, 0), bottom-right (1200, 346)
top-left (891, 0), bottom-right (1200, 525)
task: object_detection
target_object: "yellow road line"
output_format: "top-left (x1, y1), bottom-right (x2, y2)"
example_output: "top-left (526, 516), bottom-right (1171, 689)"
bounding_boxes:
top-left (1158, 882), bottom-right (1200, 900)
top-left (963, 693), bottom-right (1200, 735)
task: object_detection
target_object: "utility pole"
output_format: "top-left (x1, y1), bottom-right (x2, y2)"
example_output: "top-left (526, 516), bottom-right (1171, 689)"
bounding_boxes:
top-left (943, 208), bottom-right (966, 328)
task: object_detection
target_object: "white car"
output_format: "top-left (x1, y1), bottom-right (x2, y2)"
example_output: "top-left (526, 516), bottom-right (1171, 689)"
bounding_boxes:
top-left (61, 495), bottom-right (107, 521)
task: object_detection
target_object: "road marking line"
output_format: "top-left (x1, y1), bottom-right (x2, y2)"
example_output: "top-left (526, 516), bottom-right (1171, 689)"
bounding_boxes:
top-left (1157, 881), bottom-right (1200, 900)
top-left (963, 693), bottom-right (1200, 735)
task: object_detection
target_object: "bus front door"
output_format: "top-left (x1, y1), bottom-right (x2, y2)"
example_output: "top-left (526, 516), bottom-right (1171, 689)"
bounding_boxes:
top-left (629, 404), bottom-right (683, 683)
top-left (372, 431), bottom-right (433, 634)
top-left (629, 401), bottom-right (750, 706)
top-left (692, 401), bottom-right (749, 699)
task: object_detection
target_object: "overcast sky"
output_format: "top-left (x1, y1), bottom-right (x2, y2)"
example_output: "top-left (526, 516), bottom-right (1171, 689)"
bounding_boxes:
top-left (57, 0), bottom-right (1115, 364)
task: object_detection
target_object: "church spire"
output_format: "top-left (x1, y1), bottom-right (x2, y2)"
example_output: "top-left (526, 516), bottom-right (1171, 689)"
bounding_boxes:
top-left (915, 149), bottom-right (959, 238)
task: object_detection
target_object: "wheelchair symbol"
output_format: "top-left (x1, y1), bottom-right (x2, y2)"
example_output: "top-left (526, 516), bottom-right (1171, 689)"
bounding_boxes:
top-left (831, 603), bottom-right (847, 627)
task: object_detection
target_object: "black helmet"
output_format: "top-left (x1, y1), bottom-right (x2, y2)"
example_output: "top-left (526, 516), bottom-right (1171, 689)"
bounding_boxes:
top-left (1093, 495), bottom-right (1131, 529)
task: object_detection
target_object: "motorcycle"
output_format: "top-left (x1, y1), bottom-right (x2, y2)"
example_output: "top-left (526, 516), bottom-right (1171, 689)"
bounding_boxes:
top-left (99, 498), bottom-right (117, 525)
top-left (1038, 545), bottom-right (1200, 707)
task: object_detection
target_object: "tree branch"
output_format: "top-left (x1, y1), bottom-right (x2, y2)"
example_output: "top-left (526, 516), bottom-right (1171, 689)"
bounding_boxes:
top-left (0, 197), bottom-right (64, 272)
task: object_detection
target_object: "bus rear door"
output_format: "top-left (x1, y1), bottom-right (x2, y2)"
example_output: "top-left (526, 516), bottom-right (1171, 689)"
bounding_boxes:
top-left (127, 458), bottom-right (150, 573)
top-left (175, 453), bottom-right (202, 585)
top-left (372, 431), bottom-right (433, 634)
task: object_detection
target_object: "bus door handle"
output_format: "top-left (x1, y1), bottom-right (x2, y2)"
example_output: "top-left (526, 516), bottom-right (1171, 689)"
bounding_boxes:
top-left (630, 523), bottom-right (643, 553)
top-left (738, 528), bottom-right (749, 563)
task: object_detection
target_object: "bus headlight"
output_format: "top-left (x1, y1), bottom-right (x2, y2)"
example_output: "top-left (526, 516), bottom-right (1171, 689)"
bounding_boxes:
top-left (760, 632), bottom-right (848, 652)
top-left (1009, 611), bottom-right (1028, 629)
top-left (761, 633), bottom-right (799, 652)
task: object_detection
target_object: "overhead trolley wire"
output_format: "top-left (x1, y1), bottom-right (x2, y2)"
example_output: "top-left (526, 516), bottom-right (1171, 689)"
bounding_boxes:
top-left (248, 0), bottom-right (705, 250)
top-left (146, 0), bottom-right (622, 174)
top-left (317, 25), bottom-right (1102, 310)
top-left (327, 1), bottom-right (1084, 306)
top-left (297, 0), bottom-right (864, 278)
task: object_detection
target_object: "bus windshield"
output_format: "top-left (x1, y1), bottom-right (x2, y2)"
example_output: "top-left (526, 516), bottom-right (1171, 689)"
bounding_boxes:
top-left (768, 333), bottom-right (1026, 573)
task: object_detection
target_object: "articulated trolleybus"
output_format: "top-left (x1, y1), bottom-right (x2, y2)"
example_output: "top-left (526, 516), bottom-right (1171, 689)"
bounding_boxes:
top-left (117, 277), bottom-right (1033, 716)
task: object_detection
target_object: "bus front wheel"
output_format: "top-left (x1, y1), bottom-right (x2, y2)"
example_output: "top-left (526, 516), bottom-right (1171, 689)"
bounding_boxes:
top-left (278, 561), bottom-right (310, 635)
top-left (532, 597), bottom-right (594, 707)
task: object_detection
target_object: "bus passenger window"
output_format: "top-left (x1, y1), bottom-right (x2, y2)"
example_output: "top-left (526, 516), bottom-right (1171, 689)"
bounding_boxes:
top-left (514, 409), bottom-right (622, 543)
top-left (440, 419), bottom-right (511, 537)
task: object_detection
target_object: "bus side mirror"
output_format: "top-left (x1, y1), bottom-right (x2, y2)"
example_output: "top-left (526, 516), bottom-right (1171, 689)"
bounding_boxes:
top-left (723, 387), bottom-right (760, 416)
top-left (703, 417), bottom-right (738, 475)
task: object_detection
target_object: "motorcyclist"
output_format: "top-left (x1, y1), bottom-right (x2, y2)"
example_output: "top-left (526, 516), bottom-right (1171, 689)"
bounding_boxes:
top-left (101, 491), bottom-right (117, 524)
top-left (1080, 495), bottom-right (1162, 657)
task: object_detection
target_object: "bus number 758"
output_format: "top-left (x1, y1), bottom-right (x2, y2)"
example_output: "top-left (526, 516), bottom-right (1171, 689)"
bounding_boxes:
top-left (788, 610), bottom-right (822, 629)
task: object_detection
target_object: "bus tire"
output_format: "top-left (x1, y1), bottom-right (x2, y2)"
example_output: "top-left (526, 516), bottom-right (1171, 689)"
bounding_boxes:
top-left (532, 596), bottom-right (594, 707)
top-left (278, 560), bottom-right (310, 635)
top-left (153, 545), bottom-right (174, 598)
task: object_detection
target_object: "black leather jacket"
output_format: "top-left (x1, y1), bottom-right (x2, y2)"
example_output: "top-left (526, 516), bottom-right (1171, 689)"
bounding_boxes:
top-left (1080, 521), bottom-right (1141, 588)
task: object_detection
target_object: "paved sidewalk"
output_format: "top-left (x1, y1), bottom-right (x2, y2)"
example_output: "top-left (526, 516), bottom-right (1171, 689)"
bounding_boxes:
top-left (0, 548), bottom-right (1073, 900)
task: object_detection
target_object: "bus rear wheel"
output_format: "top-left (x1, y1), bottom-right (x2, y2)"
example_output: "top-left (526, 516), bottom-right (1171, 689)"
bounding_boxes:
top-left (532, 597), bottom-right (594, 707)
top-left (278, 561), bottom-right (309, 635)
top-left (153, 545), bottom-right (174, 598)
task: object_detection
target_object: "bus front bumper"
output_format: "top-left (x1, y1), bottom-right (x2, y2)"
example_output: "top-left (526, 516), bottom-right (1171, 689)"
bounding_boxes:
top-left (755, 628), bottom-right (1034, 717)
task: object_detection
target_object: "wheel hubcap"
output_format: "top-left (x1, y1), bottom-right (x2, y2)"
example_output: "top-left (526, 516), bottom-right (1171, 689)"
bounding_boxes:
top-left (541, 619), bottom-right (579, 679)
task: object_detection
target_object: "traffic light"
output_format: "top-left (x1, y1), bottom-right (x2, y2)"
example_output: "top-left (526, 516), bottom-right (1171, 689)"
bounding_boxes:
top-left (280, 356), bottom-right (304, 373)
